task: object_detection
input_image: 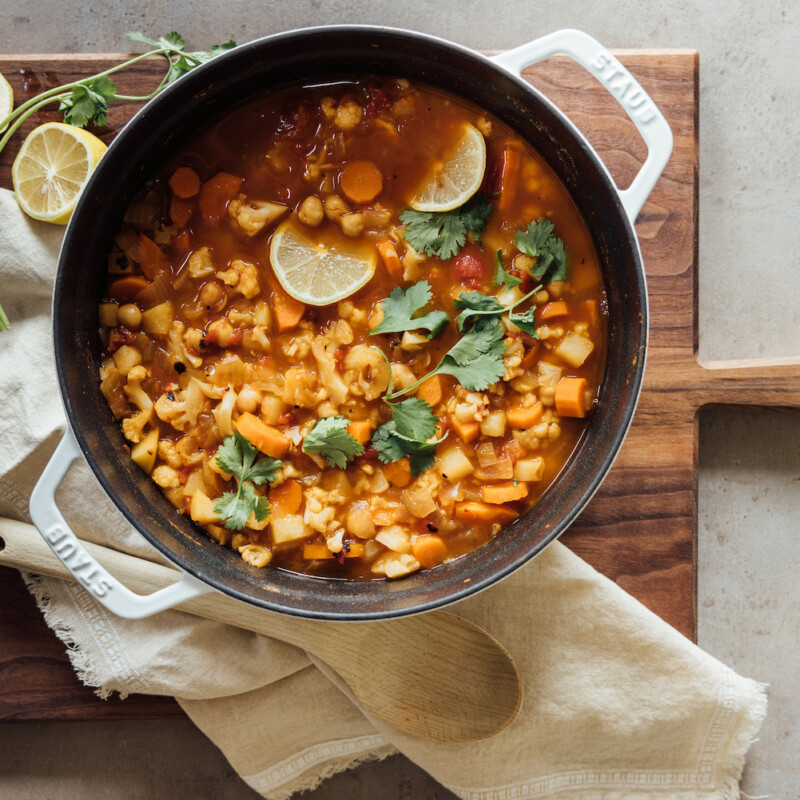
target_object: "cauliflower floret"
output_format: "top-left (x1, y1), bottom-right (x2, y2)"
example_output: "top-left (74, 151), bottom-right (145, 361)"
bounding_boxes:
top-left (334, 100), bottom-right (363, 130)
top-left (281, 327), bottom-right (314, 359)
top-left (451, 388), bottom-right (490, 423)
top-left (121, 408), bottom-right (151, 443)
top-left (211, 387), bottom-right (237, 438)
top-left (215, 259), bottom-right (260, 299)
top-left (124, 366), bottom-right (154, 414)
top-left (336, 300), bottom-right (367, 327)
top-left (503, 336), bottom-right (525, 381)
top-left (154, 378), bottom-right (207, 432)
top-left (310, 320), bottom-right (354, 407)
top-left (303, 487), bottom-right (339, 533)
top-left (325, 527), bottom-right (344, 554)
top-left (187, 246), bottom-right (214, 278)
top-left (167, 320), bottom-right (202, 369)
top-left (238, 544), bottom-right (272, 568)
top-left (152, 465), bottom-right (180, 489)
top-left (282, 367), bottom-right (326, 409)
top-left (414, 468), bottom-right (443, 502)
top-left (270, 462), bottom-right (301, 488)
top-left (228, 194), bottom-right (288, 236)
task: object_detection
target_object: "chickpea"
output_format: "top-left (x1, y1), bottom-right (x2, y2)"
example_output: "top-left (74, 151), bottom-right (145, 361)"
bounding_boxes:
top-left (298, 195), bottom-right (324, 227)
top-left (324, 194), bottom-right (350, 222)
top-left (340, 212), bottom-right (365, 237)
top-left (534, 290), bottom-right (550, 304)
top-left (200, 281), bottom-right (225, 310)
top-left (117, 303), bottom-right (142, 329)
top-left (207, 318), bottom-right (234, 347)
top-left (236, 386), bottom-right (260, 413)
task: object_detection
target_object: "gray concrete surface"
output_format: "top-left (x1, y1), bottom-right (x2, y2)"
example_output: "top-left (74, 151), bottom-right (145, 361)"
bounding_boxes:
top-left (1, 0), bottom-right (798, 797)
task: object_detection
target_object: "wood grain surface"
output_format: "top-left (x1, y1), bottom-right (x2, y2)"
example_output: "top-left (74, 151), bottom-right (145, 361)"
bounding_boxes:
top-left (3, 49), bottom-right (793, 723)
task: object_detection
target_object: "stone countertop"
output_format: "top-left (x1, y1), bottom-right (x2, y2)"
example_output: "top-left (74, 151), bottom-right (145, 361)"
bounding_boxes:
top-left (1, 1), bottom-right (798, 797)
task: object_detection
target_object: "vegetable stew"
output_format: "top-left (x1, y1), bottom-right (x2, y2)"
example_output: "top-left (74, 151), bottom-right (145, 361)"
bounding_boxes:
top-left (98, 77), bottom-right (606, 580)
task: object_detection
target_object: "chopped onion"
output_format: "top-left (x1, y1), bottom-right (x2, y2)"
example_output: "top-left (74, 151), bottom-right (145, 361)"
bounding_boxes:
top-left (134, 332), bottom-right (157, 363)
top-left (114, 227), bottom-right (144, 263)
top-left (124, 202), bottom-right (159, 229)
top-left (100, 368), bottom-right (130, 419)
top-left (134, 275), bottom-right (171, 309)
top-left (476, 441), bottom-right (499, 468)
top-left (474, 457), bottom-right (514, 481)
top-left (401, 485), bottom-right (438, 518)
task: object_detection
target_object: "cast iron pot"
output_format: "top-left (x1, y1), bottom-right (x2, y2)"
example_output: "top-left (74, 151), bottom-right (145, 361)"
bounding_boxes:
top-left (31, 26), bottom-right (672, 620)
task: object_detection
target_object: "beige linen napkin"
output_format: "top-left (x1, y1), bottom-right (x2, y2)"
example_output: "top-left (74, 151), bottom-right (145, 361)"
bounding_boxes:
top-left (0, 187), bottom-right (766, 799)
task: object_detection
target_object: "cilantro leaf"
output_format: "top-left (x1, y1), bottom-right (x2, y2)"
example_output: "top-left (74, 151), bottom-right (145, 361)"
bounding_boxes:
top-left (515, 218), bottom-right (568, 283)
top-left (59, 77), bottom-right (117, 128)
top-left (372, 421), bottom-right (445, 476)
top-left (494, 250), bottom-right (522, 290)
top-left (213, 433), bottom-right (281, 531)
top-left (508, 307), bottom-right (538, 336)
top-left (371, 281), bottom-right (450, 338)
top-left (454, 291), bottom-right (504, 332)
top-left (302, 416), bottom-right (364, 469)
top-left (391, 398), bottom-right (438, 441)
top-left (435, 322), bottom-right (507, 390)
top-left (400, 194), bottom-right (492, 261)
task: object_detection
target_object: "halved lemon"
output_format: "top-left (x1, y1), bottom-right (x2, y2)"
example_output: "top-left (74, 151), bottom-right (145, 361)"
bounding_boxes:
top-left (269, 220), bottom-right (377, 306)
top-left (0, 73), bottom-right (13, 133)
top-left (409, 122), bottom-right (487, 213)
top-left (12, 122), bottom-right (107, 224)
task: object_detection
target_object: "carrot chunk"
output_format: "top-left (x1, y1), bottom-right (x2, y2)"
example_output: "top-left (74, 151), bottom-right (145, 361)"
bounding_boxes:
top-left (303, 544), bottom-right (333, 560)
top-left (555, 376), bottom-right (589, 418)
top-left (340, 160), bottom-right (383, 204)
top-left (170, 195), bottom-right (194, 228)
top-left (502, 438), bottom-right (525, 464)
top-left (412, 535), bottom-right (448, 568)
top-left (168, 166), bottom-right (201, 199)
top-left (455, 501), bottom-right (519, 523)
top-left (198, 171), bottom-right (243, 224)
top-left (536, 301), bottom-right (570, 323)
top-left (416, 375), bottom-right (443, 408)
top-left (506, 403), bottom-right (543, 430)
top-left (269, 279), bottom-right (305, 332)
top-left (519, 340), bottom-right (541, 370)
top-left (270, 479), bottom-right (303, 514)
top-left (109, 275), bottom-right (150, 303)
top-left (137, 233), bottom-right (170, 278)
top-left (235, 412), bottom-right (291, 458)
top-left (347, 420), bottom-right (374, 445)
top-left (377, 240), bottom-right (403, 280)
top-left (481, 481), bottom-right (528, 504)
top-left (449, 415), bottom-right (480, 444)
top-left (383, 458), bottom-right (412, 488)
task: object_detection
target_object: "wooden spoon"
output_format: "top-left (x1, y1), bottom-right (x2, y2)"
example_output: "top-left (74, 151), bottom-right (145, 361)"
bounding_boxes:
top-left (0, 518), bottom-right (521, 742)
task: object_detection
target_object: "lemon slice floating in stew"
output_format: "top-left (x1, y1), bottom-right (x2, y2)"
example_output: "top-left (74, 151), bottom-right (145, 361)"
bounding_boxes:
top-left (12, 122), bottom-right (107, 224)
top-left (269, 220), bottom-right (377, 306)
top-left (0, 73), bottom-right (13, 133)
top-left (409, 122), bottom-right (487, 213)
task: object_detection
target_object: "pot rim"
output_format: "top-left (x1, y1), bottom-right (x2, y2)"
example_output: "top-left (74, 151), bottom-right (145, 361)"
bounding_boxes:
top-left (53, 24), bottom-right (649, 620)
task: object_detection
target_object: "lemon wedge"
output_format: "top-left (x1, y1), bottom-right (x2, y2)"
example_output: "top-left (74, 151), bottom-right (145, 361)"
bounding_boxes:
top-left (269, 220), bottom-right (377, 306)
top-left (12, 122), bottom-right (107, 224)
top-left (409, 122), bottom-right (487, 213)
top-left (0, 73), bottom-right (13, 133)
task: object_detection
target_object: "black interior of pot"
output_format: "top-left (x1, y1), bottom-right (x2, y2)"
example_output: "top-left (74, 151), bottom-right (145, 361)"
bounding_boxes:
top-left (55, 26), bottom-right (647, 619)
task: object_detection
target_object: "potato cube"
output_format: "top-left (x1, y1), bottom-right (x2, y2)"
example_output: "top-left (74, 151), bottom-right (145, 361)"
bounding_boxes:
top-left (346, 502), bottom-right (376, 538)
top-left (514, 457), bottom-right (545, 482)
top-left (99, 302), bottom-right (119, 328)
top-left (189, 490), bottom-right (220, 525)
top-left (112, 345), bottom-right (142, 376)
top-left (480, 410), bottom-right (507, 438)
top-left (130, 429), bottom-right (158, 474)
top-left (141, 301), bottom-right (173, 335)
top-left (270, 510), bottom-right (312, 544)
top-left (554, 332), bottom-right (594, 368)
top-left (537, 361), bottom-right (563, 386)
top-left (436, 446), bottom-right (475, 482)
top-left (375, 525), bottom-right (412, 554)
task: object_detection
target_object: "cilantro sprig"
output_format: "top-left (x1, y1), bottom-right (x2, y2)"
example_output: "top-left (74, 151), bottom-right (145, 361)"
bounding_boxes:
top-left (494, 250), bottom-right (522, 290)
top-left (0, 31), bottom-right (236, 157)
top-left (400, 194), bottom-right (492, 261)
top-left (454, 286), bottom-right (542, 337)
top-left (213, 433), bottom-right (281, 531)
top-left (302, 416), bottom-right (364, 469)
top-left (372, 398), bottom-right (445, 475)
top-left (515, 218), bottom-right (568, 283)
top-left (371, 281), bottom-right (449, 338)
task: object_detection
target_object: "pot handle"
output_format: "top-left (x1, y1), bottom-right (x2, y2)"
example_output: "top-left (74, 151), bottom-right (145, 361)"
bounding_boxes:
top-left (491, 29), bottom-right (673, 224)
top-left (28, 428), bottom-right (214, 619)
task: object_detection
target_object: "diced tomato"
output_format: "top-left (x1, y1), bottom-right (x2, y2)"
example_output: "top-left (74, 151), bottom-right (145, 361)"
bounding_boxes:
top-left (333, 347), bottom-right (346, 372)
top-left (453, 247), bottom-right (488, 287)
top-left (197, 172), bottom-right (243, 225)
top-left (363, 83), bottom-right (390, 119)
top-left (178, 466), bottom-right (192, 485)
top-left (227, 328), bottom-right (243, 347)
top-left (276, 411), bottom-right (296, 426)
top-left (480, 153), bottom-right (503, 195)
top-left (275, 99), bottom-right (315, 153)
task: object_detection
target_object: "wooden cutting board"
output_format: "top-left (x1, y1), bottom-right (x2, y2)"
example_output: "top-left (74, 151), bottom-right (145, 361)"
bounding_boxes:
top-left (1, 49), bottom-right (798, 722)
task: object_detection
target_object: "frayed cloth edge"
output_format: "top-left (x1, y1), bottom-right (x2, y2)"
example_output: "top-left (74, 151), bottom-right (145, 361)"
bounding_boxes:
top-left (20, 571), bottom-right (122, 700)
top-left (244, 744), bottom-right (397, 800)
